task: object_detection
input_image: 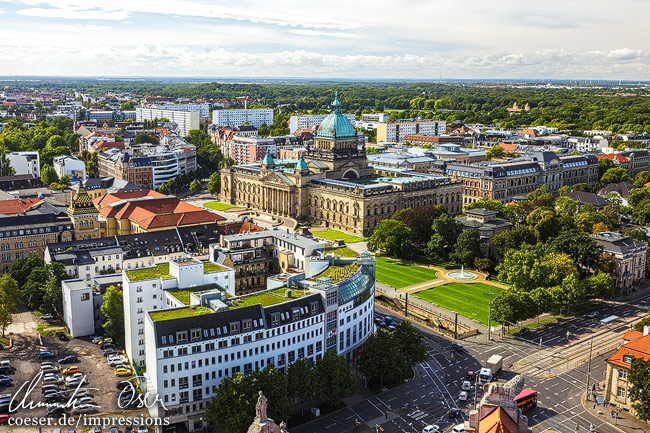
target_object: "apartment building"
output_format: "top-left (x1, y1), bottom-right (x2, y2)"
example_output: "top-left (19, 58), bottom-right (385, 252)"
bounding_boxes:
top-left (289, 113), bottom-right (356, 133)
top-left (377, 119), bottom-right (446, 143)
top-left (149, 103), bottom-right (211, 118)
top-left (136, 108), bottom-right (200, 137)
top-left (53, 155), bottom-right (87, 181)
top-left (591, 231), bottom-right (647, 294)
top-left (6, 151), bottom-right (40, 178)
top-left (213, 108), bottom-right (274, 128)
top-left (357, 113), bottom-right (390, 130)
top-left (137, 249), bottom-right (375, 432)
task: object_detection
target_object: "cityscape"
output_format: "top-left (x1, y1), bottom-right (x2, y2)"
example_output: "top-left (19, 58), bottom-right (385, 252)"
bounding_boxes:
top-left (0, 1), bottom-right (649, 433)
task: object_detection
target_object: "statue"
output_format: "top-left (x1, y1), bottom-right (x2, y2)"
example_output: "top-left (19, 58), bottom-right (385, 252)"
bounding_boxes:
top-left (256, 391), bottom-right (268, 422)
top-left (279, 421), bottom-right (288, 433)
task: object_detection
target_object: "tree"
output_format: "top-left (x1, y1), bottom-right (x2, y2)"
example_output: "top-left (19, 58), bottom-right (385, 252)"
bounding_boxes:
top-left (189, 179), bottom-right (202, 194)
top-left (526, 208), bottom-right (559, 242)
top-left (0, 275), bottom-right (20, 337)
top-left (585, 273), bottom-right (613, 299)
top-left (485, 146), bottom-right (504, 160)
top-left (547, 229), bottom-right (599, 277)
top-left (59, 174), bottom-right (71, 188)
top-left (41, 164), bottom-right (59, 184)
top-left (367, 219), bottom-right (412, 258)
top-left (392, 321), bottom-right (427, 366)
top-left (451, 228), bottom-right (482, 266)
top-left (465, 198), bottom-right (507, 218)
top-left (22, 262), bottom-right (67, 312)
top-left (427, 214), bottom-right (462, 259)
top-left (315, 350), bottom-right (356, 407)
top-left (573, 183), bottom-right (590, 192)
top-left (0, 153), bottom-right (15, 176)
top-left (493, 226), bottom-right (536, 255)
top-left (633, 171), bottom-right (650, 188)
top-left (8, 254), bottom-right (44, 287)
top-left (496, 245), bottom-right (576, 292)
top-left (628, 357), bottom-right (650, 421)
top-left (634, 317), bottom-right (650, 332)
top-left (628, 187), bottom-right (650, 208)
top-left (134, 132), bottom-right (159, 145)
top-left (359, 330), bottom-right (408, 389)
top-left (101, 286), bottom-right (124, 347)
top-left (558, 185), bottom-right (570, 196)
top-left (287, 358), bottom-right (317, 416)
top-left (633, 198), bottom-right (650, 225)
top-left (600, 167), bottom-right (631, 186)
top-left (527, 186), bottom-right (555, 209)
top-left (207, 172), bottom-right (220, 195)
top-left (399, 204), bottom-right (446, 246)
top-left (598, 158), bottom-right (614, 180)
top-left (158, 182), bottom-right (169, 195)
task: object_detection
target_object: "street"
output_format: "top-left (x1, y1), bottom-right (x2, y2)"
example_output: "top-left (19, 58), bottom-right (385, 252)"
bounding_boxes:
top-left (293, 289), bottom-right (650, 433)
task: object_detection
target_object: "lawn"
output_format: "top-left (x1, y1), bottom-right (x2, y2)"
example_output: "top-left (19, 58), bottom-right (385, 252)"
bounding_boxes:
top-left (414, 282), bottom-right (504, 325)
top-left (204, 262), bottom-right (229, 273)
top-left (166, 289), bottom-right (195, 305)
top-left (126, 263), bottom-right (172, 281)
top-left (230, 289), bottom-right (310, 310)
top-left (149, 306), bottom-right (212, 321)
top-left (204, 201), bottom-right (241, 211)
top-left (37, 323), bottom-right (67, 337)
top-left (313, 229), bottom-right (365, 243)
top-left (374, 256), bottom-right (438, 289)
top-left (326, 247), bottom-right (359, 258)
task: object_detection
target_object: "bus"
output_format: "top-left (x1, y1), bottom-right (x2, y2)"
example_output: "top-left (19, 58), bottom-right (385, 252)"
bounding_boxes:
top-left (514, 388), bottom-right (537, 413)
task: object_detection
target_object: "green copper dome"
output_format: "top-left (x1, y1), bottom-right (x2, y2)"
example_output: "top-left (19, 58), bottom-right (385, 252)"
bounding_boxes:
top-left (295, 154), bottom-right (308, 171)
top-left (316, 92), bottom-right (356, 140)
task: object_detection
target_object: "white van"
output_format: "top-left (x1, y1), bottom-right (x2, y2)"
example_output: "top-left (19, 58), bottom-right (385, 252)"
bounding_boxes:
top-left (452, 424), bottom-right (466, 433)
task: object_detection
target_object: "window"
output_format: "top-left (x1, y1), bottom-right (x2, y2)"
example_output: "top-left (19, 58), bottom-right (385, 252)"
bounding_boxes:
top-left (176, 331), bottom-right (188, 343)
top-left (271, 313), bottom-right (280, 326)
top-left (622, 354), bottom-right (635, 364)
top-left (617, 387), bottom-right (625, 398)
top-left (292, 309), bottom-right (300, 321)
top-left (80, 293), bottom-right (90, 301)
top-left (230, 322), bottom-right (240, 333)
top-left (179, 377), bottom-right (189, 389)
top-left (618, 369), bottom-right (627, 379)
top-left (310, 302), bottom-right (318, 315)
top-left (242, 319), bottom-right (252, 332)
top-left (162, 336), bottom-right (167, 345)
top-left (190, 328), bottom-right (201, 341)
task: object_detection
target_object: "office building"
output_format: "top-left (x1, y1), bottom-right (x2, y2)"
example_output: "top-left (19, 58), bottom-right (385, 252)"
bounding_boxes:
top-left (213, 108), bottom-right (274, 128)
top-left (289, 113), bottom-right (356, 133)
top-left (136, 108), bottom-right (200, 137)
top-left (358, 113), bottom-right (390, 130)
top-left (149, 103), bottom-right (212, 118)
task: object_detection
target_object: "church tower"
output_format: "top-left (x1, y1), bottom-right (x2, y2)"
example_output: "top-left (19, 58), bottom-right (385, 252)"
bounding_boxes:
top-left (67, 186), bottom-right (101, 240)
top-left (304, 92), bottom-right (373, 180)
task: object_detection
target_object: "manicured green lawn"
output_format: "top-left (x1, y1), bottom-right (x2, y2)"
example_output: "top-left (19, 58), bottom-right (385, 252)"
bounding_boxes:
top-left (204, 201), bottom-right (241, 211)
top-left (414, 282), bottom-right (504, 325)
top-left (313, 229), bottom-right (365, 243)
top-left (374, 257), bottom-right (438, 289)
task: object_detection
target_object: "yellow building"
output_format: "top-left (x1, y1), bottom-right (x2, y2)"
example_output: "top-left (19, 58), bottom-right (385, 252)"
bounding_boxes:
top-left (66, 186), bottom-right (102, 240)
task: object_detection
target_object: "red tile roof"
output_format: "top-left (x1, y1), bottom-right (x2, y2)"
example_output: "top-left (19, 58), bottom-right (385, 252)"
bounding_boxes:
top-left (623, 329), bottom-right (644, 343)
top-left (596, 154), bottom-right (629, 163)
top-left (607, 332), bottom-right (650, 369)
top-left (498, 143), bottom-right (519, 152)
top-left (93, 140), bottom-right (125, 151)
top-left (479, 406), bottom-right (518, 433)
top-left (0, 198), bottom-right (43, 215)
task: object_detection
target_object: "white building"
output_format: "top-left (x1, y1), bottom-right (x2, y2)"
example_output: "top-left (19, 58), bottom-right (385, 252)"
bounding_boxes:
top-left (6, 151), bottom-right (40, 178)
top-left (139, 250), bottom-right (375, 432)
top-left (138, 145), bottom-right (197, 188)
top-left (289, 113), bottom-right (356, 133)
top-left (212, 108), bottom-right (274, 128)
top-left (149, 103), bottom-right (212, 119)
top-left (377, 119), bottom-right (446, 143)
top-left (87, 111), bottom-right (115, 122)
top-left (358, 113), bottom-right (390, 130)
top-left (53, 155), bottom-right (87, 182)
top-left (136, 108), bottom-right (200, 137)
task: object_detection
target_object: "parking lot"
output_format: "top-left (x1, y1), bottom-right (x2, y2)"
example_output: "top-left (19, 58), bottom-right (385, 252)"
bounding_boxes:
top-left (1, 309), bottom-right (146, 429)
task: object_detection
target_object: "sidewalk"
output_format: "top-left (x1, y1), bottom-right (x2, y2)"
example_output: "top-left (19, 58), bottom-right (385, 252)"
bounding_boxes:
top-left (581, 390), bottom-right (650, 432)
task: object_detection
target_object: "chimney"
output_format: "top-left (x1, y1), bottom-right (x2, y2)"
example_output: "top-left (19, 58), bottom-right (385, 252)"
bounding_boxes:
top-left (644, 326), bottom-right (650, 336)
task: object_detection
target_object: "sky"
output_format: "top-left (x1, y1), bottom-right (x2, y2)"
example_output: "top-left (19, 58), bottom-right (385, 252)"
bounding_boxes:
top-left (0, 0), bottom-right (649, 80)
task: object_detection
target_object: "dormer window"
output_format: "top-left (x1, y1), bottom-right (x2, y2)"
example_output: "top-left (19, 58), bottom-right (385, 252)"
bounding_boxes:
top-left (622, 354), bottom-right (635, 364)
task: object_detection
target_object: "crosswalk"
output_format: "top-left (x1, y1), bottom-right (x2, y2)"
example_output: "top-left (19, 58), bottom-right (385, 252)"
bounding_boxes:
top-left (406, 409), bottom-right (429, 421)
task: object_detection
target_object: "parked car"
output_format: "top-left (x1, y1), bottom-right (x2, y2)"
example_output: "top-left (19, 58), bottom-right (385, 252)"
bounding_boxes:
top-left (103, 349), bottom-right (118, 357)
top-left (459, 391), bottom-right (468, 401)
top-left (99, 339), bottom-right (114, 348)
top-left (452, 424), bottom-right (466, 433)
top-left (0, 414), bottom-right (8, 424)
top-left (44, 393), bottom-right (66, 403)
top-left (109, 358), bottom-right (128, 368)
top-left (62, 366), bottom-right (80, 375)
top-left (65, 378), bottom-right (82, 388)
top-left (461, 380), bottom-right (471, 391)
top-left (56, 332), bottom-right (69, 342)
top-left (384, 316), bottom-right (396, 326)
top-left (448, 408), bottom-right (461, 418)
top-left (40, 314), bottom-right (55, 320)
top-left (71, 404), bottom-right (96, 415)
top-left (374, 318), bottom-right (385, 328)
top-left (587, 311), bottom-right (599, 319)
top-left (115, 368), bottom-right (132, 377)
top-left (42, 376), bottom-right (63, 384)
top-left (68, 373), bottom-right (87, 384)
top-left (46, 405), bottom-right (67, 417)
top-left (518, 327), bottom-right (530, 335)
top-left (0, 376), bottom-right (11, 386)
top-left (116, 380), bottom-right (133, 390)
top-left (91, 336), bottom-right (105, 344)
top-left (137, 426), bottom-right (148, 433)
top-left (73, 396), bottom-right (93, 406)
top-left (38, 351), bottom-right (55, 359)
top-left (58, 356), bottom-right (78, 364)
top-left (422, 425), bottom-right (440, 433)
top-left (41, 365), bottom-right (59, 374)
top-left (467, 370), bottom-right (475, 381)
top-left (451, 343), bottom-right (463, 352)
top-left (42, 384), bottom-right (63, 394)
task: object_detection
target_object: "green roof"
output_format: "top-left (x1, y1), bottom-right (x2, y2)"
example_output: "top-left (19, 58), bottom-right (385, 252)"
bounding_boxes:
top-left (229, 288), bottom-right (310, 310)
top-left (262, 148), bottom-right (275, 165)
top-left (126, 263), bottom-right (173, 281)
top-left (149, 306), bottom-right (212, 322)
top-left (204, 262), bottom-right (228, 273)
top-left (316, 91), bottom-right (356, 140)
top-left (310, 263), bottom-right (359, 283)
top-left (295, 154), bottom-right (309, 171)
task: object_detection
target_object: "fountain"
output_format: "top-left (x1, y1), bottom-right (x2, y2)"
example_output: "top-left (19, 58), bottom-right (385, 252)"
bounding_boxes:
top-left (446, 264), bottom-right (478, 280)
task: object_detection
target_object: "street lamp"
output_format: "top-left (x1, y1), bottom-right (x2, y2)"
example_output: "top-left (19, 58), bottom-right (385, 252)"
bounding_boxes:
top-left (487, 288), bottom-right (493, 341)
top-left (585, 337), bottom-right (594, 400)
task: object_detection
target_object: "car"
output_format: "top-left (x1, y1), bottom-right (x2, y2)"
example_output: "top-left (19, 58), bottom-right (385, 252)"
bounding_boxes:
top-left (69, 373), bottom-right (88, 384)
top-left (115, 368), bottom-right (133, 377)
top-left (137, 426), bottom-right (148, 433)
top-left (518, 327), bottom-right (530, 335)
top-left (108, 355), bottom-right (127, 363)
top-left (38, 351), bottom-right (55, 359)
top-left (41, 361), bottom-right (57, 367)
top-left (109, 359), bottom-right (128, 368)
top-left (71, 404), bottom-right (96, 415)
top-left (103, 349), bottom-right (118, 357)
top-left (0, 414), bottom-right (8, 424)
top-left (46, 405), bottom-right (67, 417)
top-left (452, 424), bottom-right (466, 433)
top-left (58, 356), bottom-right (78, 364)
top-left (73, 396), bottom-right (94, 405)
top-left (41, 365), bottom-right (59, 374)
top-left (112, 364), bottom-right (130, 371)
top-left (640, 300), bottom-right (647, 306)
top-left (461, 380), bottom-right (471, 391)
top-left (116, 380), bottom-right (133, 390)
top-left (374, 318), bottom-right (385, 328)
top-left (587, 311), bottom-right (599, 319)
top-left (448, 408), bottom-right (462, 418)
top-left (451, 343), bottom-right (463, 352)
top-left (0, 376), bottom-right (11, 386)
top-left (44, 393), bottom-right (66, 403)
top-left (99, 338), bottom-right (114, 347)
top-left (42, 384), bottom-right (63, 394)
top-left (125, 427), bottom-right (134, 433)
top-left (56, 332), bottom-right (69, 342)
top-left (467, 370), bottom-right (475, 381)
top-left (384, 316), bottom-right (396, 326)
top-left (109, 427), bottom-right (120, 433)
top-left (63, 366), bottom-right (80, 375)
top-left (43, 376), bottom-right (63, 384)
top-left (40, 314), bottom-right (55, 320)
top-left (422, 425), bottom-right (440, 433)
top-left (459, 391), bottom-right (468, 401)
top-left (65, 378), bottom-right (82, 388)
top-left (91, 336), bottom-right (105, 344)
top-left (44, 389), bottom-right (65, 398)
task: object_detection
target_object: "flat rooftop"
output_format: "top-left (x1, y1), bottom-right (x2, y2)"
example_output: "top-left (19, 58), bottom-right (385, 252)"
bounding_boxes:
top-left (229, 288), bottom-right (311, 310)
top-left (126, 263), bottom-right (172, 281)
top-left (149, 305), bottom-right (213, 322)
top-left (223, 228), bottom-right (325, 249)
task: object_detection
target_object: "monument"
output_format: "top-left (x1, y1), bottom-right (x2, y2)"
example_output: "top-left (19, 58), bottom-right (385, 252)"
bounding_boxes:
top-left (247, 391), bottom-right (289, 433)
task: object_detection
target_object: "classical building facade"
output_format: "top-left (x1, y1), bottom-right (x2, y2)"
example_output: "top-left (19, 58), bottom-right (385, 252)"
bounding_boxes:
top-left (221, 94), bottom-right (462, 237)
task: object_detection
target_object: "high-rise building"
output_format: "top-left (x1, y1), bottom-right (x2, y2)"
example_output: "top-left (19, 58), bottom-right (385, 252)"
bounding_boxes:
top-left (149, 103), bottom-right (212, 118)
top-left (136, 108), bottom-right (200, 137)
top-left (212, 108), bottom-right (274, 128)
top-left (289, 113), bottom-right (356, 133)
top-left (377, 118), bottom-right (447, 143)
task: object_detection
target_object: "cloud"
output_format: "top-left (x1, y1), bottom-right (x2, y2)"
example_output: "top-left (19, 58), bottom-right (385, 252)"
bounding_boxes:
top-left (290, 30), bottom-right (364, 40)
top-left (14, 0), bottom-right (364, 30)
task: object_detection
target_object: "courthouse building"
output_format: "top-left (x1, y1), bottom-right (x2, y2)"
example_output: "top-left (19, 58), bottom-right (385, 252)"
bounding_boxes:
top-left (221, 93), bottom-right (462, 237)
